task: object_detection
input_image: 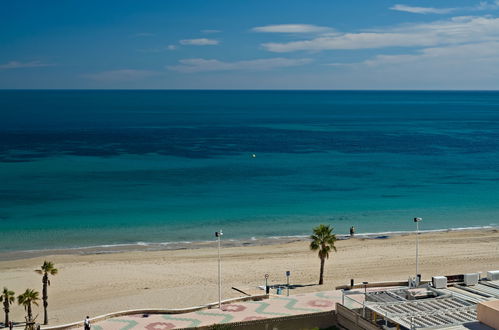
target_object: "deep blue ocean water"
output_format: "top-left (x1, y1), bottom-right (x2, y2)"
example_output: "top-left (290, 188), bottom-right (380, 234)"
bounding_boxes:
top-left (1, 90), bottom-right (499, 252)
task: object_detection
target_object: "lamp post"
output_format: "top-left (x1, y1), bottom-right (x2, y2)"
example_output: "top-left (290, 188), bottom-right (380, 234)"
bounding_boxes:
top-left (215, 230), bottom-right (223, 309)
top-left (414, 217), bottom-right (422, 283)
top-left (286, 271), bottom-right (290, 296)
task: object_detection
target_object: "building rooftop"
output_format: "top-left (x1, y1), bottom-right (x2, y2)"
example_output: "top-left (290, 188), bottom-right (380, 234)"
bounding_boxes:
top-left (341, 276), bottom-right (499, 329)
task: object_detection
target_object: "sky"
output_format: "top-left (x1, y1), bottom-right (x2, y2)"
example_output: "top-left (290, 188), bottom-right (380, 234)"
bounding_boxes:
top-left (2, 0), bottom-right (499, 89)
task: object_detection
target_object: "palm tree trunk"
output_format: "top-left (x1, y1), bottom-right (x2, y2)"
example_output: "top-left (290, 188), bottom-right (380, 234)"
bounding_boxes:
top-left (43, 274), bottom-right (48, 324)
top-left (319, 257), bottom-right (325, 285)
top-left (27, 302), bottom-right (32, 323)
top-left (4, 300), bottom-right (9, 326)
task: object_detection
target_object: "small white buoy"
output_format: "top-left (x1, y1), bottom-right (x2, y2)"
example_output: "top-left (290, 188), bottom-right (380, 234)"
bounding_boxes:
top-left (252, 154), bottom-right (256, 158)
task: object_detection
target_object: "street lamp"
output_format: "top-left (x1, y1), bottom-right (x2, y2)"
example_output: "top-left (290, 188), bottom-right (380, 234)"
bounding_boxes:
top-left (286, 271), bottom-right (291, 296)
top-left (414, 217), bottom-right (422, 284)
top-left (215, 230), bottom-right (223, 309)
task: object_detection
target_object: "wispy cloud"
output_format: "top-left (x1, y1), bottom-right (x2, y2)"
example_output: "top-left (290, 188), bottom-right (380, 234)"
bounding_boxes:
top-left (252, 24), bottom-right (330, 33)
top-left (324, 41), bottom-right (499, 89)
top-left (390, 1), bottom-right (499, 14)
top-left (358, 42), bottom-right (499, 67)
top-left (83, 69), bottom-right (158, 82)
top-left (168, 58), bottom-right (312, 73)
top-left (0, 60), bottom-right (54, 70)
top-left (390, 5), bottom-right (455, 14)
top-left (475, 0), bottom-right (499, 10)
top-left (261, 16), bottom-right (499, 52)
top-left (136, 45), bottom-right (178, 53)
top-left (201, 29), bottom-right (221, 34)
top-left (179, 38), bottom-right (219, 46)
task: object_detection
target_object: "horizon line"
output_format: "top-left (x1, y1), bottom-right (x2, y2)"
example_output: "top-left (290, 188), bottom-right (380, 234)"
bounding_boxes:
top-left (2, 89), bottom-right (499, 92)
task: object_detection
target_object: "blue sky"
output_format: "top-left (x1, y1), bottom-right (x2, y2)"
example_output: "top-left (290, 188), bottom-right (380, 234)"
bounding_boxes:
top-left (2, 0), bottom-right (499, 89)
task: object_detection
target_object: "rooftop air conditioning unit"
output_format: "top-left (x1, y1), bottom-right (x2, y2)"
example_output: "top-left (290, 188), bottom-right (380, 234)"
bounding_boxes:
top-left (432, 276), bottom-right (447, 289)
top-left (463, 273), bottom-right (479, 286)
top-left (487, 270), bottom-right (499, 281)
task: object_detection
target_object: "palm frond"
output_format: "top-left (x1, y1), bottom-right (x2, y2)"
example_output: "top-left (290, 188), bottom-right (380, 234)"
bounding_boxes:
top-left (310, 224), bottom-right (337, 259)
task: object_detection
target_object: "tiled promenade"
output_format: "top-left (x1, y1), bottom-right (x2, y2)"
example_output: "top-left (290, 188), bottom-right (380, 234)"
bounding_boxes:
top-left (93, 290), bottom-right (344, 329)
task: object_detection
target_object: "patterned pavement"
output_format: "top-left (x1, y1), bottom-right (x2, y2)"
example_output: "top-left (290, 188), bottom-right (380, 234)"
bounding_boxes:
top-left (93, 290), bottom-right (344, 329)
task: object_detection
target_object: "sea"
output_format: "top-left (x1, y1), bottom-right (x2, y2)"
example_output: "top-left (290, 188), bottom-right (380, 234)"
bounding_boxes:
top-left (1, 90), bottom-right (499, 253)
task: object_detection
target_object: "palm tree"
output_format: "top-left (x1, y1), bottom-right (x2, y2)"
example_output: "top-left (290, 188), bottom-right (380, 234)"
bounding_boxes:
top-left (310, 224), bottom-right (337, 285)
top-left (1, 287), bottom-right (15, 326)
top-left (17, 289), bottom-right (39, 325)
top-left (35, 261), bottom-right (58, 325)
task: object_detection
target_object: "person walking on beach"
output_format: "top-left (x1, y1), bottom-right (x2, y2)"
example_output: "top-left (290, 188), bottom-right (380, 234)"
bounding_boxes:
top-left (350, 226), bottom-right (355, 237)
top-left (84, 316), bottom-right (90, 330)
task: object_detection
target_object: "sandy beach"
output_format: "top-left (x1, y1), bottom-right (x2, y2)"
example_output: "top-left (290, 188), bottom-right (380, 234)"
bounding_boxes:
top-left (0, 229), bottom-right (498, 325)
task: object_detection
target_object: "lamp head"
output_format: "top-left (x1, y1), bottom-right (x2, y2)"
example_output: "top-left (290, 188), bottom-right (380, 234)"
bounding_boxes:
top-left (414, 217), bottom-right (422, 222)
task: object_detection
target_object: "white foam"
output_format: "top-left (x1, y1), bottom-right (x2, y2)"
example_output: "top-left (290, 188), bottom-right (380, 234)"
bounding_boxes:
top-left (8, 225), bottom-right (497, 256)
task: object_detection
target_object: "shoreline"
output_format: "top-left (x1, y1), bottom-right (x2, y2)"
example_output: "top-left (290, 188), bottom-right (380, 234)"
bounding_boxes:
top-left (1, 224), bottom-right (496, 262)
top-left (0, 228), bottom-right (498, 325)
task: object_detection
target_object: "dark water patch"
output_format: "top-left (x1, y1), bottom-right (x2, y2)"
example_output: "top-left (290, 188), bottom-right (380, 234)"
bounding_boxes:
top-left (381, 194), bottom-right (405, 198)
top-left (328, 215), bottom-right (351, 221)
top-left (438, 174), bottom-right (470, 180)
top-left (474, 177), bottom-right (499, 182)
top-left (0, 189), bottom-right (79, 205)
top-left (383, 183), bottom-right (427, 189)
top-left (0, 157), bottom-right (36, 163)
top-left (286, 184), bottom-right (359, 192)
top-left (1, 123), bottom-right (498, 162)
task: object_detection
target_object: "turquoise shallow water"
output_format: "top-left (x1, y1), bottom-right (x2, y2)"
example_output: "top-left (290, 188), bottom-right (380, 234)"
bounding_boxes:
top-left (1, 90), bottom-right (499, 252)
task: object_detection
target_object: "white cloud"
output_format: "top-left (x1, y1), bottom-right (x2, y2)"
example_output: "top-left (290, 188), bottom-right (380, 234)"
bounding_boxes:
top-left (167, 45), bottom-right (178, 50)
top-left (0, 61), bottom-right (54, 70)
top-left (179, 38), bottom-right (219, 46)
top-left (252, 24), bottom-right (330, 33)
top-left (83, 69), bottom-right (158, 82)
top-left (168, 58), bottom-right (312, 73)
top-left (263, 33), bottom-right (436, 52)
top-left (391, 1), bottom-right (499, 14)
top-left (262, 16), bottom-right (499, 52)
top-left (390, 5), bottom-right (455, 14)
